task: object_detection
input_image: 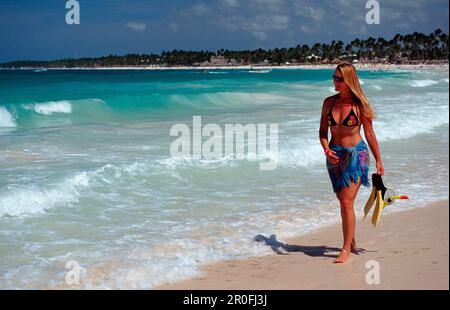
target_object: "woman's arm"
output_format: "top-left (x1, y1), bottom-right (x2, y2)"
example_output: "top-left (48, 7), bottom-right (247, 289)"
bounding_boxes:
top-left (361, 113), bottom-right (384, 175)
top-left (319, 99), bottom-right (330, 151)
top-left (319, 98), bottom-right (339, 164)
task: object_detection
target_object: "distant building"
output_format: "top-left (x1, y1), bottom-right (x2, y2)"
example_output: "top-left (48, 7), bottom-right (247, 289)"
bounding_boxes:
top-left (331, 58), bottom-right (341, 64)
top-left (199, 55), bottom-right (240, 67)
top-left (307, 54), bottom-right (321, 61)
top-left (339, 54), bottom-right (357, 60)
top-left (209, 56), bottom-right (228, 66)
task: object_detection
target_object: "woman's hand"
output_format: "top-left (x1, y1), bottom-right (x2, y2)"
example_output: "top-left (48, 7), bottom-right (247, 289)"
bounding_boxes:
top-left (326, 149), bottom-right (340, 165)
top-left (376, 161), bottom-right (384, 176)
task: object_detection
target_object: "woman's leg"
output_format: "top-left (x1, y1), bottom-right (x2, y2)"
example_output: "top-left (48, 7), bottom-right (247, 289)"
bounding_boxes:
top-left (334, 177), bottom-right (362, 263)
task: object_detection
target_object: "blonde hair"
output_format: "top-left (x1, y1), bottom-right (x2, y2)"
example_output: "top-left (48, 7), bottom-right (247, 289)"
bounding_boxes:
top-left (337, 62), bottom-right (376, 119)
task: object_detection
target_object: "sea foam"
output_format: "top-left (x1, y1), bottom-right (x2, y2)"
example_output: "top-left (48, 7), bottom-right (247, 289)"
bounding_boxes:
top-left (409, 79), bottom-right (439, 88)
top-left (33, 101), bottom-right (73, 115)
top-left (0, 107), bottom-right (16, 127)
top-left (0, 172), bottom-right (90, 218)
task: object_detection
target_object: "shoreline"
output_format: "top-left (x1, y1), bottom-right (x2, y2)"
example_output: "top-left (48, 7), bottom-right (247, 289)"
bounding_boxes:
top-left (1, 63), bottom-right (448, 72)
top-left (157, 200), bottom-right (449, 290)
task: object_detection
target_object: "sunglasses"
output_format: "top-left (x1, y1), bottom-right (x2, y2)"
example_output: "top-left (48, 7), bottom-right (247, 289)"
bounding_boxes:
top-left (333, 75), bottom-right (344, 82)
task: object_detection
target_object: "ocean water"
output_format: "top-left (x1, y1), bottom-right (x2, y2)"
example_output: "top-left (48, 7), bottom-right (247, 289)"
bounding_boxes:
top-left (0, 68), bottom-right (448, 289)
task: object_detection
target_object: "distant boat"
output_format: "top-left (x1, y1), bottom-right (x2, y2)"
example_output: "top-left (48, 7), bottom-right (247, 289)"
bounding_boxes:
top-left (33, 68), bottom-right (48, 73)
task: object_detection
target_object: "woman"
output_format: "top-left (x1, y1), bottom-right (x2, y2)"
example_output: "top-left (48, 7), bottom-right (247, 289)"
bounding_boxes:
top-left (319, 62), bottom-right (384, 264)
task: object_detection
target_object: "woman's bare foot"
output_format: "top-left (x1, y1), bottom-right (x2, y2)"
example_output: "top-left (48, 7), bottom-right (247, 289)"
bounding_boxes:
top-left (351, 239), bottom-right (358, 254)
top-left (334, 249), bottom-right (351, 264)
top-left (351, 238), bottom-right (365, 255)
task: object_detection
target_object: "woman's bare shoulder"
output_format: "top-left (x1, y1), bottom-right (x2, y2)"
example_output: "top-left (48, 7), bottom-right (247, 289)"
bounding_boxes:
top-left (323, 94), bottom-right (338, 106)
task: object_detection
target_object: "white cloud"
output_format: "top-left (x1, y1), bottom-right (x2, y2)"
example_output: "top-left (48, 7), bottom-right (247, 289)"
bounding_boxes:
top-left (407, 10), bottom-right (428, 23)
top-left (397, 22), bottom-right (411, 29)
top-left (193, 4), bottom-right (207, 16)
top-left (213, 11), bottom-right (291, 41)
top-left (250, 0), bottom-right (285, 5)
top-left (221, 0), bottom-right (240, 8)
top-left (300, 25), bottom-right (312, 33)
top-left (382, 0), bottom-right (446, 9)
top-left (247, 0), bottom-right (286, 13)
top-left (125, 22), bottom-right (147, 32)
top-left (342, 20), bottom-right (367, 35)
top-left (294, 1), bottom-right (325, 21)
top-left (270, 15), bottom-right (291, 29)
top-left (216, 16), bottom-right (240, 31)
top-left (383, 10), bottom-right (402, 21)
top-left (169, 22), bottom-right (179, 32)
top-left (336, 0), bottom-right (353, 7)
top-left (359, 24), bottom-right (368, 35)
top-left (243, 14), bottom-right (290, 40)
top-left (253, 31), bottom-right (268, 40)
top-left (165, 0), bottom-right (446, 46)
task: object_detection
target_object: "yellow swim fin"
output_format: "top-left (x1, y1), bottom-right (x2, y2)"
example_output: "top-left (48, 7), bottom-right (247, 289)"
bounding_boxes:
top-left (363, 187), bottom-right (376, 221)
top-left (364, 174), bottom-right (409, 227)
top-left (371, 190), bottom-right (385, 227)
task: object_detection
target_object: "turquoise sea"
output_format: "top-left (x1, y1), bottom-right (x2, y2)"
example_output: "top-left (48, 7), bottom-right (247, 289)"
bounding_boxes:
top-left (0, 68), bottom-right (448, 288)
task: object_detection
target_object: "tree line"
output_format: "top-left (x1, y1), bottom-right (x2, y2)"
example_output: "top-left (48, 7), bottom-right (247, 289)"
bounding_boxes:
top-left (1, 29), bottom-right (448, 68)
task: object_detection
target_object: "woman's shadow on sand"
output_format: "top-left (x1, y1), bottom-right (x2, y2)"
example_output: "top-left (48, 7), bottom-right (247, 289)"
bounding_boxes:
top-left (253, 234), bottom-right (366, 257)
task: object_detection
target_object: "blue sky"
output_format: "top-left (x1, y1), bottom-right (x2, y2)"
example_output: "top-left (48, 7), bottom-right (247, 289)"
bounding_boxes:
top-left (0, 0), bottom-right (448, 62)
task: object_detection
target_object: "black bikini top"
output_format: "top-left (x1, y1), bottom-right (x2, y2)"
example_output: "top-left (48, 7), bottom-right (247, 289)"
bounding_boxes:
top-left (327, 96), bottom-right (360, 127)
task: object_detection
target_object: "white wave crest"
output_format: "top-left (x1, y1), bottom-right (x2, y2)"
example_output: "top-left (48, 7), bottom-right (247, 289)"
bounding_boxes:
top-left (33, 101), bottom-right (72, 115)
top-left (0, 107), bottom-right (16, 127)
top-left (276, 92), bottom-right (449, 167)
top-left (373, 93), bottom-right (449, 141)
top-left (372, 85), bottom-right (383, 90)
top-left (277, 138), bottom-right (324, 167)
top-left (21, 98), bottom-right (103, 116)
top-left (170, 92), bottom-right (298, 109)
top-left (0, 172), bottom-right (90, 218)
top-left (409, 80), bottom-right (439, 88)
top-left (91, 98), bottom-right (106, 104)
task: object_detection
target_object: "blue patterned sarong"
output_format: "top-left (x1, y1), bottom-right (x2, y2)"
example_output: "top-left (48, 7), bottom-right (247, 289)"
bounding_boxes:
top-left (326, 139), bottom-right (370, 193)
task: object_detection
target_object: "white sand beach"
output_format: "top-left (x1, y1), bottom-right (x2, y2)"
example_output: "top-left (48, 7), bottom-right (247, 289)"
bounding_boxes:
top-left (158, 200), bottom-right (449, 290)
